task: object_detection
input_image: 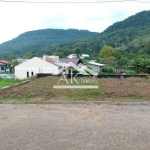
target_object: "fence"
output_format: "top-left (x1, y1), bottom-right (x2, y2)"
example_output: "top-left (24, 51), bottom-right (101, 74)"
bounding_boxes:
top-left (37, 73), bottom-right (149, 79)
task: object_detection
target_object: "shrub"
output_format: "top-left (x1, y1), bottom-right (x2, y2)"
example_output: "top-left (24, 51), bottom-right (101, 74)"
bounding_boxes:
top-left (102, 67), bottom-right (114, 74)
top-left (102, 67), bottom-right (107, 73)
top-left (107, 67), bottom-right (114, 74)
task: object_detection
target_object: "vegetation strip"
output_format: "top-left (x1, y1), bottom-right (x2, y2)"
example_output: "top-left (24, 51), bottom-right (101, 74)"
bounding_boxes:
top-left (0, 80), bottom-right (30, 90)
top-left (0, 101), bottom-right (150, 105)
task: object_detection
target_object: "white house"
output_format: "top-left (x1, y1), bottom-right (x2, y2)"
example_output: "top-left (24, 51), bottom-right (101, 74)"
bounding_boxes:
top-left (81, 54), bottom-right (89, 57)
top-left (15, 57), bottom-right (60, 79)
top-left (67, 54), bottom-right (77, 59)
top-left (15, 55), bottom-right (87, 79)
top-left (84, 61), bottom-right (105, 72)
top-left (80, 54), bottom-right (89, 59)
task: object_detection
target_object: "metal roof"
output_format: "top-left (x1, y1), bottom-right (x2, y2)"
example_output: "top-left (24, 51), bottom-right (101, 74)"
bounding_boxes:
top-left (85, 61), bottom-right (105, 66)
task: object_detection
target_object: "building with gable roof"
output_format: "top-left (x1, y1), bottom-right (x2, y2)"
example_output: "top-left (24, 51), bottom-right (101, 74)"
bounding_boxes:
top-left (0, 60), bottom-right (11, 73)
top-left (14, 55), bottom-right (84, 79)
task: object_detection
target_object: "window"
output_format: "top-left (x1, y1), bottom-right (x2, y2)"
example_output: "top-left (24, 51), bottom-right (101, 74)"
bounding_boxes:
top-left (31, 72), bottom-right (34, 76)
top-left (27, 72), bottom-right (29, 78)
top-left (1, 66), bottom-right (4, 70)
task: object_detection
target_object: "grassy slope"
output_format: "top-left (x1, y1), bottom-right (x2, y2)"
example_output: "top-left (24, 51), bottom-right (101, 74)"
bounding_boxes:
top-left (0, 76), bottom-right (149, 102)
top-left (0, 78), bottom-right (25, 89)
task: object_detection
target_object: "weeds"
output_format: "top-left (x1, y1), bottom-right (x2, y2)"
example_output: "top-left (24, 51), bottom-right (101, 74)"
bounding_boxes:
top-left (67, 85), bottom-right (106, 101)
top-left (136, 93), bottom-right (143, 99)
top-left (0, 76), bottom-right (150, 102)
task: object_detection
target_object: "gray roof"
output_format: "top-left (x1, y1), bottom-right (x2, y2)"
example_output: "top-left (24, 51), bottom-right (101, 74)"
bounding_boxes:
top-left (85, 62), bottom-right (105, 66)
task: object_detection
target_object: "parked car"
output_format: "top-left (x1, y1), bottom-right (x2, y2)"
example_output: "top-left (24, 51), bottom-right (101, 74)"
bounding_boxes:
top-left (0, 74), bottom-right (12, 79)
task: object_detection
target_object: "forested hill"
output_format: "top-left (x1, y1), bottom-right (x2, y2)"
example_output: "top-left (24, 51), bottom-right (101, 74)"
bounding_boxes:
top-left (0, 29), bottom-right (98, 56)
top-left (26, 10), bottom-right (150, 59)
top-left (1, 10), bottom-right (150, 59)
top-left (58, 10), bottom-right (150, 57)
top-left (104, 10), bottom-right (150, 33)
top-left (55, 11), bottom-right (150, 58)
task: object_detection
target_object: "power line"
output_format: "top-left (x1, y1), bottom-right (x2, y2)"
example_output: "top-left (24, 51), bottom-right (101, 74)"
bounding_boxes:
top-left (0, 0), bottom-right (149, 3)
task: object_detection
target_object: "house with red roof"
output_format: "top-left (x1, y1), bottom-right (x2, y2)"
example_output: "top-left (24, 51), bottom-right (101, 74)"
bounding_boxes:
top-left (0, 60), bottom-right (11, 73)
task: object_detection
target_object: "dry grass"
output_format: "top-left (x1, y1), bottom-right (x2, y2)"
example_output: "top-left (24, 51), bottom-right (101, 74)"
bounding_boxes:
top-left (99, 77), bottom-right (150, 100)
top-left (0, 76), bottom-right (150, 101)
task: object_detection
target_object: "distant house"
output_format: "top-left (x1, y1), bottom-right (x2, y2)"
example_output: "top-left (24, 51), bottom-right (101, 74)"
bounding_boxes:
top-left (67, 53), bottom-right (90, 59)
top-left (14, 56), bottom-right (83, 79)
top-left (0, 60), bottom-right (11, 73)
top-left (67, 54), bottom-right (77, 59)
top-left (80, 54), bottom-right (89, 59)
top-left (84, 61), bottom-right (105, 72)
top-left (59, 58), bottom-right (83, 74)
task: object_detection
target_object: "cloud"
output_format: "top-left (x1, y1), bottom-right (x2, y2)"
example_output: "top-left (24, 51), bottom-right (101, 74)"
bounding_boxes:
top-left (0, 1), bottom-right (150, 44)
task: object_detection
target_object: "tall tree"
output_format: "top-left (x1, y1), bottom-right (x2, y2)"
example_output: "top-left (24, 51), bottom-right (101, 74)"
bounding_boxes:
top-left (5, 53), bottom-right (16, 61)
top-left (12, 59), bottom-right (19, 68)
top-left (105, 56), bottom-right (116, 66)
top-left (23, 52), bottom-right (33, 59)
top-left (99, 46), bottom-right (114, 58)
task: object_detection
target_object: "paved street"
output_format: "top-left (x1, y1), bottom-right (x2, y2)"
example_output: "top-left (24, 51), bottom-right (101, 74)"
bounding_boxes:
top-left (0, 103), bottom-right (150, 150)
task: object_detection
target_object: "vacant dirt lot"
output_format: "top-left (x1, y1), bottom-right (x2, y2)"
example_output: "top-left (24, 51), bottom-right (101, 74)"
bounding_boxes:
top-left (0, 76), bottom-right (150, 101)
top-left (0, 104), bottom-right (150, 150)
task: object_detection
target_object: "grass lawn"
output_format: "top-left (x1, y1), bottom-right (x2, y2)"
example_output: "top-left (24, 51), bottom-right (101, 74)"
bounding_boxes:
top-left (0, 78), bottom-right (25, 89)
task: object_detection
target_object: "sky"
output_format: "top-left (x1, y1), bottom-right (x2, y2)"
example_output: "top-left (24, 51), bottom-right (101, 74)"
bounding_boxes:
top-left (0, 0), bottom-right (150, 44)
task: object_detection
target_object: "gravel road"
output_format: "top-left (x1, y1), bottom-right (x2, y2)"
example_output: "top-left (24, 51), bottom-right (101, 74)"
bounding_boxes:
top-left (0, 103), bottom-right (150, 150)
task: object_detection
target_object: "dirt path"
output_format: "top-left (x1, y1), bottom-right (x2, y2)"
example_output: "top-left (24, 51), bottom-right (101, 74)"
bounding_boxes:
top-left (0, 104), bottom-right (150, 150)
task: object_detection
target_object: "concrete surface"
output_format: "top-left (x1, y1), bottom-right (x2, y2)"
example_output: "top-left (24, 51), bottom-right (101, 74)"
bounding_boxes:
top-left (0, 104), bottom-right (150, 150)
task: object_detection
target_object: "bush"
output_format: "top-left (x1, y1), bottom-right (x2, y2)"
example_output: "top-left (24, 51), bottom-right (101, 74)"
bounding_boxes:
top-left (102, 67), bottom-right (107, 73)
top-left (125, 68), bottom-right (136, 74)
top-left (102, 67), bottom-right (114, 74)
top-left (107, 67), bottom-right (114, 74)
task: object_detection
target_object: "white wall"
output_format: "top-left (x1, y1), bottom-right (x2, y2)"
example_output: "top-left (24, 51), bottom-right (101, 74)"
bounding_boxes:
top-left (15, 57), bottom-right (59, 79)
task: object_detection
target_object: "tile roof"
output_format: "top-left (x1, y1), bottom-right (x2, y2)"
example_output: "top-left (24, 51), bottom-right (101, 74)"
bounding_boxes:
top-left (0, 60), bottom-right (11, 65)
top-left (59, 58), bottom-right (82, 65)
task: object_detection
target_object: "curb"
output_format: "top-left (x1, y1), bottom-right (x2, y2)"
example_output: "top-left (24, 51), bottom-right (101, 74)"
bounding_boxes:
top-left (0, 101), bottom-right (150, 106)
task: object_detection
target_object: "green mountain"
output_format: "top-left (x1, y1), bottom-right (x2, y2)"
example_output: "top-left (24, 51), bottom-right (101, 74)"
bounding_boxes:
top-left (58, 10), bottom-right (150, 58)
top-left (31, 10), bottom-right (150, 59)
top-left (1, 10), bottom-right (150, 59)
top-left (0, 29), bottom-right (98, 56)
